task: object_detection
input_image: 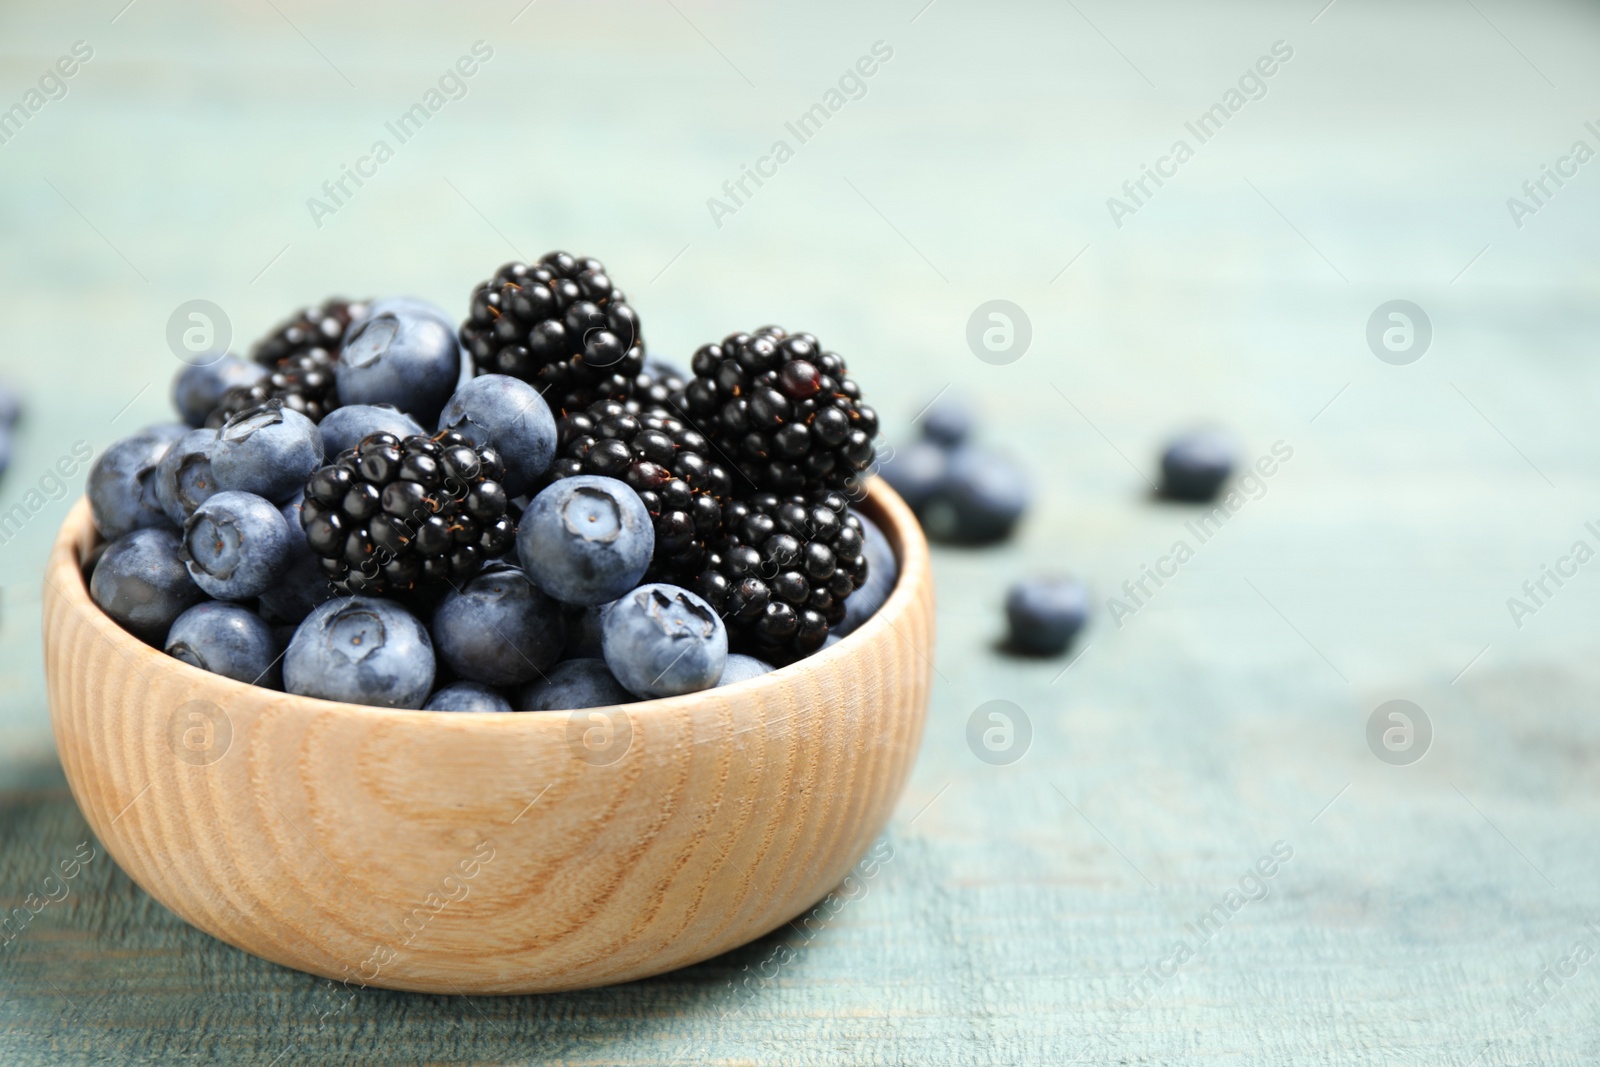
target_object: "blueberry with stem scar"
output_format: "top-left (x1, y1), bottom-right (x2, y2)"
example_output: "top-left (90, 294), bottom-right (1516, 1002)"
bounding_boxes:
top-left (517, 475), bottom-right (654, 605)
top-left (165, 601), bottom-right (282, 687)
top-left (601, 583), bottom-right (726, 699)
top-left (284, 596), bottom-right (435, 708)
top-left (181, 490), bottom-right (292, 600)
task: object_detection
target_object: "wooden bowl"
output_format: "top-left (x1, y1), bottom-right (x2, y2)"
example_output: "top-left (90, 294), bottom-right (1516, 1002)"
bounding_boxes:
top-left (41, 479), bottom-right (933, 994)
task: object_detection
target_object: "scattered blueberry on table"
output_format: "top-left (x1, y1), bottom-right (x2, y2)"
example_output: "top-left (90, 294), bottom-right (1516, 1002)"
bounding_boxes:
top-left (880, 439), bottom-right (948, 515)
top-left (886, 397), bottom-right (1030, 546)
top-left (921, 447), bottom-right (1031, 545)
top-left (917, 394), bottom-right (973, 448)
top-left (1159, 430), bottom-right (1235, 502)
top-left (1004, 576), bottom-right (1089, 657)
top-left (78, 251), bottom-right (896, 710)
top-left (0, 380), bottom-right (24, 432)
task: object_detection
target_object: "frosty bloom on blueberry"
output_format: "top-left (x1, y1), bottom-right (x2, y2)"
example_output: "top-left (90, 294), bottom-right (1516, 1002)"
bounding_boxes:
top-left (284, 597), bottom-right (436, 709)
top-left (601, 584), bottom-right (727, 699)
top-left (518, 475), bottom-right (654, 606)
top-left (337, 301), bottom-right (463, 426)
top-left (154, 428), bottom-right (220, 526)
top-left (180, 490), bottom-right (292, 600)
top-left (88, 428), bottom-right (183, 540)
top-left (211, 400), bottom-right (324, 503)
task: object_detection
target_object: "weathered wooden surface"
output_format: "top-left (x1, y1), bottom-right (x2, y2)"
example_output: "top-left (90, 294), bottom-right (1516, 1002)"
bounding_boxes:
top-left (4, 0), bottom-right (1600, 1062)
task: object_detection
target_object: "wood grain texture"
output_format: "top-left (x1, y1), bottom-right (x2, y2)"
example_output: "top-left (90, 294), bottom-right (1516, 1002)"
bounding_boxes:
top-left (39, 480), bottom-right (934, 995)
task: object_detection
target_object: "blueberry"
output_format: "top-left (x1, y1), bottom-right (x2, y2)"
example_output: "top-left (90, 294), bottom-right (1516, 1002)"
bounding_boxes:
top-left (258, 492), bottom-right (336, 624)
top-left (317, 404), bottom-right (424, 458)
top-left (338, 304), bottom-right (461, 424)
top-left (518, 475), bottom-right (654, 605)
top-left (562, 603), bottom-right (607, 659)
top-left (921, 446), bottom-right (1030, 545)
top-left (142, 422), bottom-right (193, 446)
top-left (284, 596), bottom-right (436, 708)
top-left (1005, 576), bottom-right (1089, 656)
top-left (363, 296), bottom-right (455, 332)
top-left (430, 563), bottom-right (565, 687)
top-left (601, 583), bottom-right (727, 699)
top-left (880, 440), bottom-right (948, 513)
top-left (1160, 431), bottom-right (1235, 502)
top-left (181, 490), bottom-right (292, 600)
top-left (88, 431), bottom-right (178, 540)
top-left (171, 356), bottom-right (269, 428)
top-left (436, 374), bottom-right (557, 497)
top-left (0, 380), bottom-right (22, 429)
top-left (211, 401), bottom-right (323, 503)
top-left (516, 657), bottom-right (635, 711)
top-left (832, 510), bottom-right (897, 638)
top-left (644, 356), bottom-right (690, 381)
top-left (425, 681), bottom-right (513, 713)
top-left (89, 527), bottom-right (205, 644)
top-left (165, 601), bottom-right (282, 686)
top-left (918, 395), bottom-right (974, 448)
top-left (153, 428), bottom-right (219, 526)
top-left (718, 653), bottom-right (774, 687)
top-left (0, 427), bottom-right (11, 482)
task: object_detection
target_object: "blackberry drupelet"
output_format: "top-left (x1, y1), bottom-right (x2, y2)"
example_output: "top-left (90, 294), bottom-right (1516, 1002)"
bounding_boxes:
top-left (299, 431), bottom-right (515, 597)
top-left (693, 489), bottom-right (868, 661)
top-left (680, 326), bottom-right (879, 493)
top-left (628, 359), bottom-right (688, 414)
top-left (547, 399), bottom-right (734, 579)
top-left (207, 299), bottom-right (368, 426)
top-left (459, 252), bottom-right (643, 416)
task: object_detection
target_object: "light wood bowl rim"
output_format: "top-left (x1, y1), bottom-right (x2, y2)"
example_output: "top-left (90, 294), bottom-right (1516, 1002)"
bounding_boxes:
top-left (47, 476), bottom-right (928, 722)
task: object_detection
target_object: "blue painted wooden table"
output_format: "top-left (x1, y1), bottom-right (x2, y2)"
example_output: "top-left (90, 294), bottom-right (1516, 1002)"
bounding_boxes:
top-left (3, 0), bottom-right (1600, 1062)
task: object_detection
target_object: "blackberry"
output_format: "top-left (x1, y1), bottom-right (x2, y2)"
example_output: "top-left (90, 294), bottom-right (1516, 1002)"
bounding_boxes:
top-left (693, 489), bottom-right (868, 661)
top-left (300, 431), bottom-right (516, 598)
top-left (207, 299), bottom-right (368, 426)
top-left (629, 360), bottom-right (688, 414)
top-left (460, 252), bottom-right (643, 416)
top-left (548, 399), bottom-right (733, 579)
top-left (681, 326), bottom-right (879, 493)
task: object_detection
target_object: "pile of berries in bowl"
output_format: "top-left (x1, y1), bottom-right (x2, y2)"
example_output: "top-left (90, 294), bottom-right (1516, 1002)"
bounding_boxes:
top-left (86, 252), bottom-right (897, 712)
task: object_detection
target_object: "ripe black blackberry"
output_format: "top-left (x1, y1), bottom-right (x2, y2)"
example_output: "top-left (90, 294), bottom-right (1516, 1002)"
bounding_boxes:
top-left (628, 359), bottom-right (688, 415)
top-left (693, 489), bottom-right (868, 661)
top-left (680, 326), bottom-right (879, 493)
top-left (548, 399), bottom-right (734, 579)
top-left (300, 431), bottom-right (515, 597)
top-left (460, 252), bottom-right (643, 416)
top-left (207, 299), bottom-right (367, 426)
